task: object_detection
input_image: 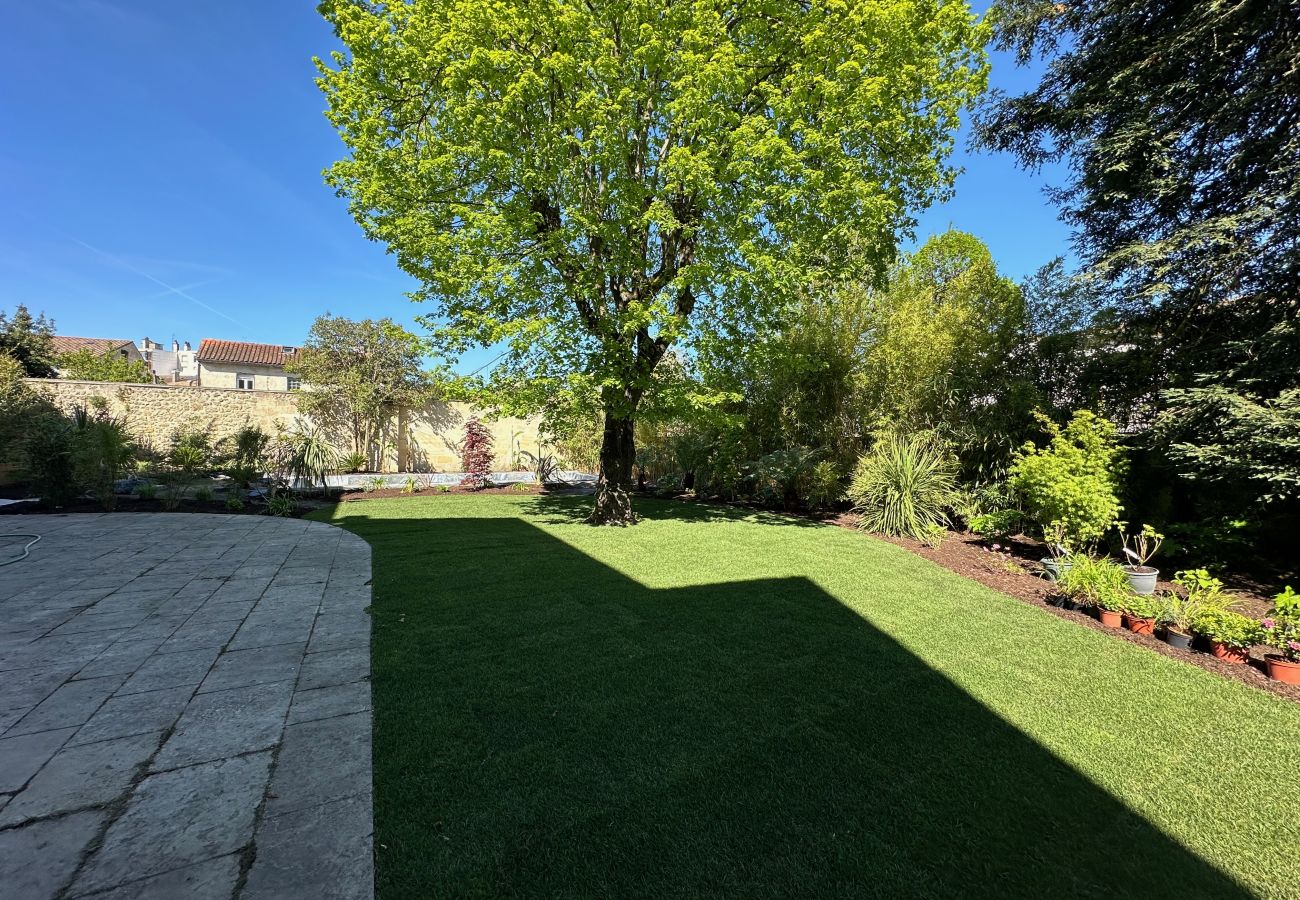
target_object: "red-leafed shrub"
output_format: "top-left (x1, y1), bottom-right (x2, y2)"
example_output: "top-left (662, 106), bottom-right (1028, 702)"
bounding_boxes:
top-left (461, 417), bottom-right (494, 488)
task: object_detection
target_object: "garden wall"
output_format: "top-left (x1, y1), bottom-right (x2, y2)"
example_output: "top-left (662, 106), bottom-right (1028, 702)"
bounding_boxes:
top-left (23, 379), bottom-right (544, 473)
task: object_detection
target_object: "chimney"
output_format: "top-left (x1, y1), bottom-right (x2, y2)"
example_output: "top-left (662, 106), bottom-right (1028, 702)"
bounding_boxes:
top-left (171, 339), bottom-right (180, 351)
top-left (183, 341), bottom-right (191, 351)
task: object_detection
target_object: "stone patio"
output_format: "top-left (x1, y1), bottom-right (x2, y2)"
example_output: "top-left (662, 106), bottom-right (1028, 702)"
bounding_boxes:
top-left (0, 514), bottom-right (373, 899)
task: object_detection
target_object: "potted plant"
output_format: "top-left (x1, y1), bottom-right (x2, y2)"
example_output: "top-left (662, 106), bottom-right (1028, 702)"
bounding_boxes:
top-left (1121, 592), bottom-right (1162, 635)
top-left (1057, 555), bottom-right (1129, 623)
top-left (1260, 586), bottom-right (1300, 684)
top-left (1154, 591), bottom-right (1197, 650)
top-left (1120, 524), bottom-right (1163, 595)
top-left (1192, 608), bottom-right (1263, 665)
top-left (1040, 522), bottom-right (1074, 582)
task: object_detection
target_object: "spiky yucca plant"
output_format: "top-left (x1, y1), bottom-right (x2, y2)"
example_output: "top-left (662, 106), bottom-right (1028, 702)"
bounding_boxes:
top-left (847, 434), bottom-right (957, 540)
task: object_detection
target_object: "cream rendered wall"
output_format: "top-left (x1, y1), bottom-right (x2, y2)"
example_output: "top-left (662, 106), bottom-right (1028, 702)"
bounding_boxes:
top-left (197, 362), bottom-right (290, 392)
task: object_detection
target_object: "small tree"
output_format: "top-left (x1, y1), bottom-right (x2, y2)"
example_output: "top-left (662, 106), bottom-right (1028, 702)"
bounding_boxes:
top-left (57, 348), bottom-right (152, 383)
top-left (460, 418), bottom-right (493, 489)
top-left (289, 315), bottom-right (435, 468)
top-left (1010, 410), bottom-right (1125, 548)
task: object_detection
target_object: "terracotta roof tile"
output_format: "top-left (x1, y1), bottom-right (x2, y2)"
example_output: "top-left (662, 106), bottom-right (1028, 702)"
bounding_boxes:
top-left (51, 336), bottom-right (136, 356)
top-left (197, 339), bottom-right (298, 367)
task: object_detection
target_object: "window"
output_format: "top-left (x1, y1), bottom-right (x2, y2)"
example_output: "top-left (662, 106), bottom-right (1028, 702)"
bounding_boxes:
top-left (236, 373), bottom-right (254, 390)
top-left (287, 376), bottom-right (301, 391)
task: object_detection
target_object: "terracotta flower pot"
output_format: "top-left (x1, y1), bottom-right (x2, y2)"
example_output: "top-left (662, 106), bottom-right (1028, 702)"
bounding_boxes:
top-left (1264, 655), bottom-right (1300, 685)
top-left (1210, 642), bottom-right (1249, 665)
top-left (1097, 608), bottom-right (1123, 628)
top-left (1123, 615), bottom-right (1156, 635)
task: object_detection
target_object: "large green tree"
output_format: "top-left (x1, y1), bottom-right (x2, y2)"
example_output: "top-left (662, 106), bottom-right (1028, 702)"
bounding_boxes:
top-left (317, 0), bottom-right (988, 523)
top-left (975, 0), bottom-right (1300, 536)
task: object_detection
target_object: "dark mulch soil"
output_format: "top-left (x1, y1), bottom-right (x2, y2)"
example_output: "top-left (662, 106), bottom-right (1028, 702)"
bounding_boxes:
top-left (872, 526), bottom-right (1299, 704)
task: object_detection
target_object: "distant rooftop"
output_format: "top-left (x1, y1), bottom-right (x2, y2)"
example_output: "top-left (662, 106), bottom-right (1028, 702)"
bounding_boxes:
top-left (51, 336), bottom-right (136, 357)
top-left (197, 339), bottom-right (298, 367)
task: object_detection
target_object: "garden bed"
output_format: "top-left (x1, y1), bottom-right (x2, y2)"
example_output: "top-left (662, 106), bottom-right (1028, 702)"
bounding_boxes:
top-left (875, 528), bottom-right (1298, 702)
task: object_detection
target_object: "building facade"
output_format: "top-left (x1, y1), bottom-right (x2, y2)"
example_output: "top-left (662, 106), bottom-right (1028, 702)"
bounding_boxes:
top-left (196, 339), bottom-right (299, 392)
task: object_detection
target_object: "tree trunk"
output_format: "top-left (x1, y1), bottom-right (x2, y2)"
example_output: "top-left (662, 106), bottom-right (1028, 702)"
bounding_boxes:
top-left (588, 412), bottom-right (637, 525)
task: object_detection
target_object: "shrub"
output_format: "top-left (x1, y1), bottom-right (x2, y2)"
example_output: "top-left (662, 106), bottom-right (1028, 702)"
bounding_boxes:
top-left (70, 408), bottom-right (137, 511)
top-left (1194, 609), bottom-right (1263, 650)
top-left (194, 486), bottom-right (214, 503)
top-left (402, 476), bottom-right (422, 494)
top-left (1010, 410), bottom-right (1124, 548)
top-left (341, 450), bottom-right (368, 473)
top-left (654, 473), bottom-right (684, 497)
top-left (226, 496), bottom-right (246, 511)
top-left (135, 483), bottom-right (157, 500)
top-left (1155, 591), bottom-right (1201, 636)
top-left (1057, 555), bottom-right (1130, 610)
top-left (461, 417), bottom-right (494, 488)
top-left (847, 434), bottom-right (957, 540)
top-left (223, 425), bottom-right (270, 487)
top-left (969, 508), bottom-right (1025, 540)
top-left (266, 493), bottom-right (298, 517)
top-left (751, 447), bottom-right (820, 511)
top-left (1261, 586), bottom-right (1300, 662)
top-left (804, 460), bottom-right (843, 511)
top-left (24, 419), bottom-right (76, 507)
top-left (364, 475), bottom-right (388, 492)
top-left (1122, 592), bottom-right (1163, 620)
top-left (277, 425), bottom-right (340, 493)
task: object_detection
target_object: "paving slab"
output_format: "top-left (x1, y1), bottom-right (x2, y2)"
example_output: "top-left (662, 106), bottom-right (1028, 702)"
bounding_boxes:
top-left (0, 513), bottom-right (373, 899)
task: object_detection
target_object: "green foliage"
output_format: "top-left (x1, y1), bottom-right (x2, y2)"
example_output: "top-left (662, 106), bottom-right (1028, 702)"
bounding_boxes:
top-left (277, 425), bottom-right (341, 493)
top-left (226, 496), bottom-right (246, 512)
top-left (290, 314), bottom-right (435, 467)
top-left (751, 447), bottom-right (821, 512)
top-left (69, 406), bottom-right (137, 511)
top-left (1122, 592), bottom-right (1162, 621)
top-left (1155, 591), bottom-right (1199, 637)
top-left (56, 348), bottom-right (152, 383)
top-left (365, 475), bottom-right (389, 492)
top-left (1010, 410), bottom-right (1124, 547)
top-left (222, 425), bottom-right (271, 489)
top-left (340, 450), bottom-right (369, 474)
top-left (317, 0), bottom-right (989, 519)
top-left (969, 509), bottom-right (1025, 540)
top-left (653, 473), bottom-right (684, 498)
top-left (194, 486), bottom-right (214, 503)
top-left (1261, 587), bottom-right (1300, 662)
top-left (266, 492), bottom-right (298, 517)
top-left (847, 434), bottom-right (957, 540)
top-left (804, 461), bottom-right (843, 512)
top-left (402, 476), bottom-right (422, 494)
top-left (0, 305), bottom-right (56, 377)
top-left (1, 352), bottom-right (61, 464)
top-left (1193, 610), bottom-right (1263, 651)
top-left (24, 419), bottom-right (76, 506)
top-left (1158, 384), bottom-right (1300, 506)
top-left (135, 483), bottom-right (157, 500)
top-left (1057, 556), bottom-right (1130, 611)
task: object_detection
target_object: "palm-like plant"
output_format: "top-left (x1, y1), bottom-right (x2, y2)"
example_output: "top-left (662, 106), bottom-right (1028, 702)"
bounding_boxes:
top-left (847, 433), bottom-right (957, 540)
top-left (280, 425), bottom-right (340, 494)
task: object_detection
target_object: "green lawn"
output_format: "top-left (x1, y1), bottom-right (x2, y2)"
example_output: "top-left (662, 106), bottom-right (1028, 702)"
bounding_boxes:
top-left (316, 494), bottom-right (1300, 899)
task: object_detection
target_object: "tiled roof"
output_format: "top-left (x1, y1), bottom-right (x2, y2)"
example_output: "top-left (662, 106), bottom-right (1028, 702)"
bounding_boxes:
top-left (51, 336), bottom-right (135, 356)
top-left (197, 339), bottom-right (298, 367)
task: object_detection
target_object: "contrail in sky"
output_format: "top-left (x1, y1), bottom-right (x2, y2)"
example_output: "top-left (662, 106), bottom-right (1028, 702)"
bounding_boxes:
top-left (73, 239), bottom-right (244, 327)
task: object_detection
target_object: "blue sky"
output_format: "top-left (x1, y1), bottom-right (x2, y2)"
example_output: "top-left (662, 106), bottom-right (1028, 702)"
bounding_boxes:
top-left (0, 1), bottom-right (1068, 374)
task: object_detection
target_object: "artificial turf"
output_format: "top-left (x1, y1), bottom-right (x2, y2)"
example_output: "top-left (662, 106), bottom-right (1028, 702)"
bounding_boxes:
top-left (315, 494), bottom-right (1300, 899)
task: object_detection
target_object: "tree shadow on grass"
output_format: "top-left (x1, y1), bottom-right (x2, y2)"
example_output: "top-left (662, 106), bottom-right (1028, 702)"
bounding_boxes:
top-left (347, 513), bottom-right (1249, 899)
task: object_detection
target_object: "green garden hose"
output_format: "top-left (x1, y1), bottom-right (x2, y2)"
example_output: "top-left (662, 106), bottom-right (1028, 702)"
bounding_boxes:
top-left (0, 533), bottom-right (41, 566)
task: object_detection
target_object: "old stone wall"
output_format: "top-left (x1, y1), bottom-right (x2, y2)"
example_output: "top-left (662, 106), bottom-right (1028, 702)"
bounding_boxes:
top-left (23, 379), bottom-right (544, 473)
